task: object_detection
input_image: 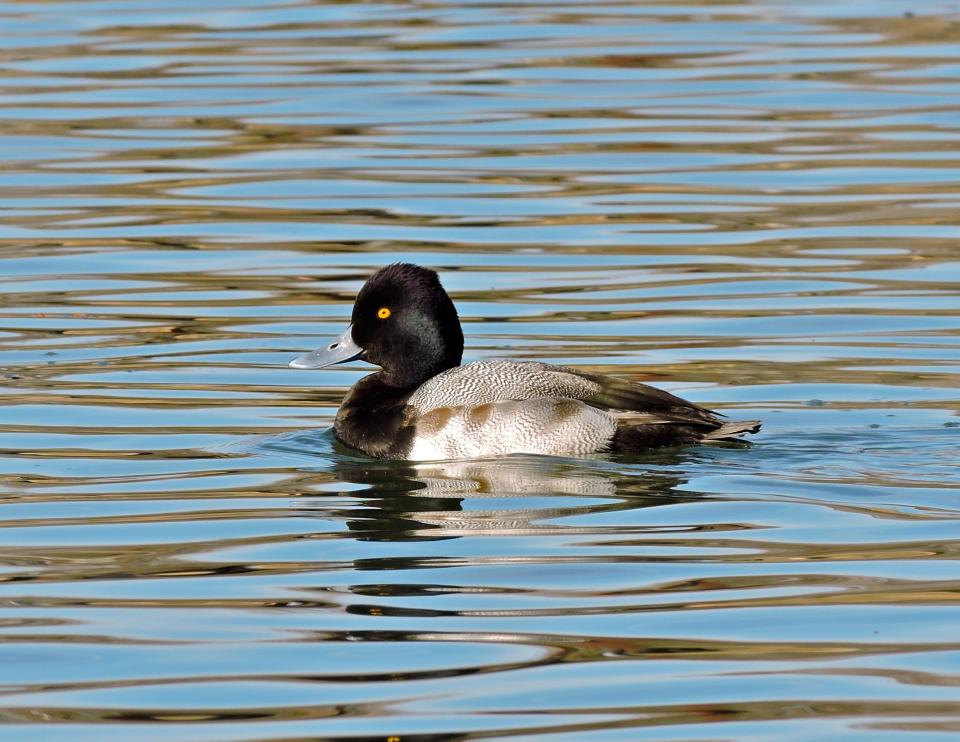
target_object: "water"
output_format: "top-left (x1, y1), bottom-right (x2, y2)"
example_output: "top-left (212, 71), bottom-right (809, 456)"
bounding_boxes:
top-left (1, 0), bottom-right (959, 739)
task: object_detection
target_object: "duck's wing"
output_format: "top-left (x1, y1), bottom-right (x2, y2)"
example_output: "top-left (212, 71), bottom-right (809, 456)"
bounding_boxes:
top-left (407, 359), bottom-right (721, 427)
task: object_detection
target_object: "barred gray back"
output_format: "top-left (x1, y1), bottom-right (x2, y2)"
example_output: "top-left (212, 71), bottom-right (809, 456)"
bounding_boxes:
top-left (407, 360), bottom-right (599, 413)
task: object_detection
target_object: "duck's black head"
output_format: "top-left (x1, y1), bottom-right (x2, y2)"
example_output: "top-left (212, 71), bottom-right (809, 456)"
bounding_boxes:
top-left (352, 263), bottom-right (463, 386)
top-left (290, 263), bottom-right (463, 388)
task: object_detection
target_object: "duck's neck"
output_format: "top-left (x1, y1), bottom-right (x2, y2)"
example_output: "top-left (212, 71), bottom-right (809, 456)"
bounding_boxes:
top-left (334, 372), bottom-right (418, 459)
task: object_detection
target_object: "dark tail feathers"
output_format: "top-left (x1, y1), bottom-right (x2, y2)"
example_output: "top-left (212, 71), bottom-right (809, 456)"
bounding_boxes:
top-left (611, 419), bottom-right (761, 452)
top-left (701, 419), bottom-right (762, 443)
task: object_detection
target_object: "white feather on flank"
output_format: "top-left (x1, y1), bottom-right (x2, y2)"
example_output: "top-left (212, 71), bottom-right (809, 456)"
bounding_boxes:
top-left (407, 397), bottom-right (616, 461)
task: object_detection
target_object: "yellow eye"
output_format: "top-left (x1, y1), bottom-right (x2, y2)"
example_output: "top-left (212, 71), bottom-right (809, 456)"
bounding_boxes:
top-left (377, 307), bottom-right (391, 319)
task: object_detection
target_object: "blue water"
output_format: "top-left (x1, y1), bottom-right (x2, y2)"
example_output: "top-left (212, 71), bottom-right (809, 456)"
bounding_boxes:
top-left (1, 0), bottom-right (959, 739)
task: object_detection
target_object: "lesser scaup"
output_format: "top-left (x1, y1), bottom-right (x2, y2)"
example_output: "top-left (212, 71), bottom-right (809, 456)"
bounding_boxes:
top-left (289, 263), bottom-right (760, 459)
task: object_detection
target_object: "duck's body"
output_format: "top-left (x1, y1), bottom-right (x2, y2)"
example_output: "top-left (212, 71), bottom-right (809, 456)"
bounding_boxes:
top-left (290, 264), bottom-right (759, 460)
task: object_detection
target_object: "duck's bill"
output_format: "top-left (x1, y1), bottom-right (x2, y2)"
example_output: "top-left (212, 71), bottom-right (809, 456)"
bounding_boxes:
top-left (289, 325), bottom-right (365, 369)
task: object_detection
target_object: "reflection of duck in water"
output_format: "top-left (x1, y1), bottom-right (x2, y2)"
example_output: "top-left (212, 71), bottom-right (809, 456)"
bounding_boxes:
top-left (322, 452), bottom-right (697, 541)
top-left (289, 263), bottom-right (759, 460)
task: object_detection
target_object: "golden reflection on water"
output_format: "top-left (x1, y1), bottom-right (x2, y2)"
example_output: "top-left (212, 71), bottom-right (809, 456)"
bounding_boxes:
top-left (0, 0), bottom-right (959, 740)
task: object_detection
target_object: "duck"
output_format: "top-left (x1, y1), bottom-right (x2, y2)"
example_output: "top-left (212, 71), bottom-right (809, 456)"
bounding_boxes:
top-left (289, 263), bottom-right (760, 460)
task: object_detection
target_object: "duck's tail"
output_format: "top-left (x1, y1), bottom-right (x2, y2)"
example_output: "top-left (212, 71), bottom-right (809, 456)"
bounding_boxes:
top-left (610, 419), bottom-right (761, 452)
top-left (700, 419), bottom-right (762, 443)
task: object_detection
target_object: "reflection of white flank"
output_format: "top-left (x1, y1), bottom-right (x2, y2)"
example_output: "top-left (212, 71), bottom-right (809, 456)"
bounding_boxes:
top-left (410, 458), bottom-right (618, 498)
top-left (402, 458), bottom-right (621, 532)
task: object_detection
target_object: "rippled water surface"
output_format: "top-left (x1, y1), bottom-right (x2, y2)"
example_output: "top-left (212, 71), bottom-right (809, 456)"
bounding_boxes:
top-left (2, 0), bottom-right (959, 739)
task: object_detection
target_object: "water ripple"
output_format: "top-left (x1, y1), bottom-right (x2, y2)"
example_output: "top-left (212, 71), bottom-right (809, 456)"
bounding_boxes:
top-left (0, 0), bottom-right (958, 740)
